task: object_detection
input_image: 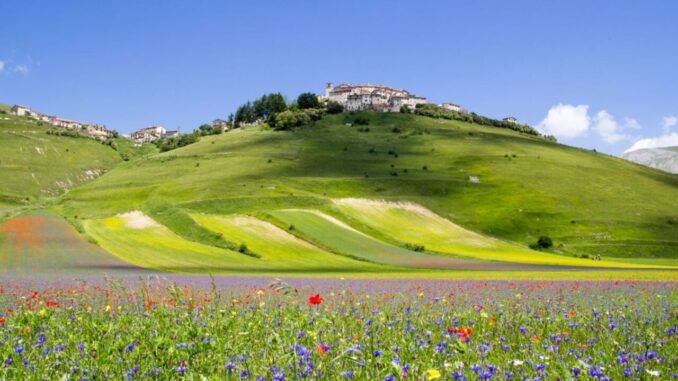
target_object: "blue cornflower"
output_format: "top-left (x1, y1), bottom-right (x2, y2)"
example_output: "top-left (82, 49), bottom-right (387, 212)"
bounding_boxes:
top-left (340, 370), bottom-right (354, 378)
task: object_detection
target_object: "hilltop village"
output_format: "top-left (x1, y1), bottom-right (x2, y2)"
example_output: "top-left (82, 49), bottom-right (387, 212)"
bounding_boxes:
top-left (5, 82), bottom-right (522, 146)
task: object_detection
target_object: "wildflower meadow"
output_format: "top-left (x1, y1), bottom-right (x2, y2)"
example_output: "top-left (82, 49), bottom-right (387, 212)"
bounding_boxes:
top-left (0, 277), bottom-right (674, 380)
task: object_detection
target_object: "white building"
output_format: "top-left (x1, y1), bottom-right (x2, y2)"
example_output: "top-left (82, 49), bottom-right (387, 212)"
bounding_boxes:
top-left (10, 105), bottom-right (33, 116)
top-left (131, 125), bottom-right (167, 144)
top-left (441, 103), bottom-right (465, 113)
top-left (323, 83), bottom-right (428, 112)
top-left (503, 116), bottom-right (517, 124)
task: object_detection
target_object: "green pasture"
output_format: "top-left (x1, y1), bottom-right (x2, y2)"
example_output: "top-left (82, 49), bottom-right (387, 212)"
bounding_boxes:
top-left (190, 213), bottom-right (387, 271)
top-left (84, 213), bottom-right (393, 274)
top-left (330, 198), bottom-right (666, 268)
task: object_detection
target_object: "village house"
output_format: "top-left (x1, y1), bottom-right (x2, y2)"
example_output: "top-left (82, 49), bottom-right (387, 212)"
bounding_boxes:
top-left (212, 118), bottom-right (230, 132)
top-left (10, 104), bottom-right (33, 116)
top-left (164, 130), bottom-right (179, 138)
top-left (86, 124), bottom-right (110, 140)
top-left (323, 83), bottom-right (428, 112)
top-left (131, 125), bottom-right (167, 144)
top-left (441, 102), bottom-right (465, 113)
top-left (503, 116), bottom-right (517, 124)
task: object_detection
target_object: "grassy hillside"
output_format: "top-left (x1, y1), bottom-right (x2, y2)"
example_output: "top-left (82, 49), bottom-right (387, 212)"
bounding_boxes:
top-left (0, 114), bottom-right (121, 210)
top-left (56, 112), bottom-right (678, 264)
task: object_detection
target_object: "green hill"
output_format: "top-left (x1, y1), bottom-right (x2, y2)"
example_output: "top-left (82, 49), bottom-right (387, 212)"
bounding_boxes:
top-left (0, 114), bottom-right (122, 210)
top-left (0, 114), bottom-right (158, 214)
top-left (49, 111), bottom-right (676, 272)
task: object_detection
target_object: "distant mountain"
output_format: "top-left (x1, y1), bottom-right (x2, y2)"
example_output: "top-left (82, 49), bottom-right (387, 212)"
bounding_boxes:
top-left (622, 146), bottom-right (678, 174)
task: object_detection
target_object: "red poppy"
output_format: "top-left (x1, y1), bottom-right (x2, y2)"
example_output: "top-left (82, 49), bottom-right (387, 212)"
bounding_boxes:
top-left (0, 317), bottom-right (5, 325)
top-left (45, 300), bottom-right (59, 308)
top-left (447, 327), bottom-right (472, 342)
top-left (308, 294), bottom-right (324, 305)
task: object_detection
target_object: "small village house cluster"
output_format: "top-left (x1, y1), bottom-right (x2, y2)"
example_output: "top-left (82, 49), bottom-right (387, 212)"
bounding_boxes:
top-left (9, 104), bottom-right (111, 140)
top-left (320, 82), bottom-right (518, 124)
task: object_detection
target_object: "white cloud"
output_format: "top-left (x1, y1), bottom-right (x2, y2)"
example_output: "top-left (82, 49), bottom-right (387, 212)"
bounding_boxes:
top-left (13, 64), bottom-right (28, 75)
top-left (537, 103), bottom-right (590, 139)
top-left (624, 117), bottom-right (641, 130)
top-left (662, 116), bottom-right (677, 133)
top-left (0, 60), bottom-right (5, 72)
top-left (624, 132), bottom-right (678, 153)
top-left (592, 110), bottom-right (629, 144)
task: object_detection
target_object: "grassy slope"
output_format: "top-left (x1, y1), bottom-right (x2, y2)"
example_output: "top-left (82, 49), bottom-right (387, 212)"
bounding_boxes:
top-left (191, 214), bottom-right (388, 271)
top-left (84, 213), bottom-right (392, 273)
top-left (329, 199), bottom-right (666, 267)
top-left (0, 114), bottom-right (121, 208)
top-left (60, 112), bottom-right (678, 261)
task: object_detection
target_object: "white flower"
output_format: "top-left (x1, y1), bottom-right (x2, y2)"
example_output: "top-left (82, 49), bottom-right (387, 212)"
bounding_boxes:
top-left (646, 370), bottom-right (660, 377)
top-left (510, 360), bottom-right (524, 366)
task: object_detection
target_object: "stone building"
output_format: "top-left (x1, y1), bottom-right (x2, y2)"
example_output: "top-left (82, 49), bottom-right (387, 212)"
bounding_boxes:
top-left (131, 126), bottom-right (167, 144)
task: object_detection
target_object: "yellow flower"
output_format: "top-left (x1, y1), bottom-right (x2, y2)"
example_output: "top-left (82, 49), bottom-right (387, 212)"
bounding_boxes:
top-left (105, 305), bottom-right (111, 312)
top-left (426, 369), bottom-right (441, 380)
top-left (480, 312), bottom-right (488, 318)
top-left (39, 308), bottom-right (47, 316)
top-left (256, 290), bottom-right (264, 295)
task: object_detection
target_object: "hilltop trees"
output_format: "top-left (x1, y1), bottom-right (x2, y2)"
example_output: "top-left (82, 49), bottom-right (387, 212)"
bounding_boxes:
top-left (233, 92), bottom-right (330, 130)
top-left (234, 93), bottom-right (288, 126)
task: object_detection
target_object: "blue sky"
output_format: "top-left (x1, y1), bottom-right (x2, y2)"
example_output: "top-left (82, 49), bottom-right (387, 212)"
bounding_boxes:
top-left (1, 0), bottom-right (677, 155)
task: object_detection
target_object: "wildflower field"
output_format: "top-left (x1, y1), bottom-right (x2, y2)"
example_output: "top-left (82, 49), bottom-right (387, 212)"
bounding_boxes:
top-left (0, 277), bottom-right (674, 380)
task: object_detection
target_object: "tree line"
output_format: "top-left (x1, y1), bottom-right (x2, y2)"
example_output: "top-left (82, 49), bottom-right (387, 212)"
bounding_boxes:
top-left (411, 103), bottom-right (556, 141)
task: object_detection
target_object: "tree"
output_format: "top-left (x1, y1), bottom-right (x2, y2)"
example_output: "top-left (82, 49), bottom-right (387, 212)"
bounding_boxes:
top-left (400, 105), bottom-right (411, 113)
top-left (536, 236), bottom-right (553, 249)
top-left (326, 101), bottom-right (344, 114)
top-left (297, 92), bottom-right (320, 109)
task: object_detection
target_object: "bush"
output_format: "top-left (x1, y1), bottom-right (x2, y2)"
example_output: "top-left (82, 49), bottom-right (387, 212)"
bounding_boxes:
top-left (536, 236), bottom-right (553, 249)
top-left (400, 105), bottom-right (411, 113)
top-left (353, 116), bottom-right (369, 125)
top-left (273, 109), bottom-right (312, 130)
top-left (326, 101), bottom-right (344, 114)
top-left (405, 243), bottom-right (425, 252)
